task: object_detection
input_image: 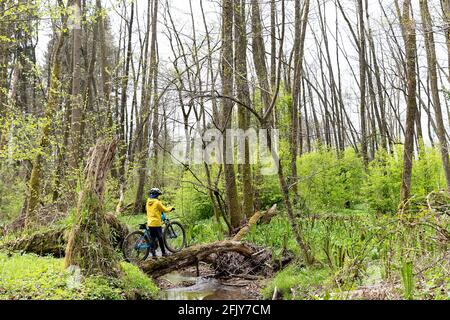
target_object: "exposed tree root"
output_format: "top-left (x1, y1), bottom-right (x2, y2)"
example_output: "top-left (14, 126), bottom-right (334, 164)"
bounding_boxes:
top-left (212, 243), bottom-right (294, 278)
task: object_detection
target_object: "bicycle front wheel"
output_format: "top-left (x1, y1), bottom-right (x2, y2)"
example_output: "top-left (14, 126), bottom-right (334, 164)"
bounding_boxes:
top-left (122, 231), bottom-right (150, 263)
top-left (163, 221), bottom-right (186, 253)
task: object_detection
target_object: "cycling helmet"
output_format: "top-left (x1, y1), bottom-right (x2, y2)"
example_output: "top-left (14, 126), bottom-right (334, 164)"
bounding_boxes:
top-left (149, 187), bottom-right (162, 197)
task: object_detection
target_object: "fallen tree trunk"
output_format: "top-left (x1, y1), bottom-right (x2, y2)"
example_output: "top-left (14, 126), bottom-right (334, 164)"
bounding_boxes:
top-left (140, 204), bottom-right (283, 278)
top-left (0, 213), bottom-right (129, 257)
top-left (140, 240), bottom-right (253, 278)
top-left (0, 226), bottom-right (67, 256)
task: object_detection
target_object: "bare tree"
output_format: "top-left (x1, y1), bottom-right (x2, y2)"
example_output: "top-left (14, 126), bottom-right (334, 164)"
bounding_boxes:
top-left (419, 0), bottom-right (450, 192)
top-left (221, 0), bottom-right (241, 228)
top-left (399, 0), bottom-right (418, 205)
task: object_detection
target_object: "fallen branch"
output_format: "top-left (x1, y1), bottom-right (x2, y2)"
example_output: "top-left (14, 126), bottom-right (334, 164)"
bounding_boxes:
top-left (258, 204), bottom-right (278, 225)
top-left (233, 204), bottom-right (277, 241)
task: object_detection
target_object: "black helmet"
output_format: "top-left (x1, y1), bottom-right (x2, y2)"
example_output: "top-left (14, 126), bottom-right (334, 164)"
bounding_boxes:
top-left (149, 187), bottom-right (162, 197)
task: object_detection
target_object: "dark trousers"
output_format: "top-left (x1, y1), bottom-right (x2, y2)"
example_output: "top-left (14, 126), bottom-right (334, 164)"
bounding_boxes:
top-left (149, 226), bottom-right (165, 255)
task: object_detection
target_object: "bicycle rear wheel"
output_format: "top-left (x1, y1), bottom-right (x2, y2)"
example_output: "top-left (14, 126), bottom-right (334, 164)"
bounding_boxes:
top-left (122, 231), bottom-right (150, 263)
top-left (163, 221), bottom-right (186, 253)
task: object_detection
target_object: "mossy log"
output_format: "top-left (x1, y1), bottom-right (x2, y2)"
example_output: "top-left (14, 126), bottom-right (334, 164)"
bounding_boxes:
top-left (140, 240), bottom-right (254, 278)
top-left (0, 213), bottom-right (129, 257)
top-left (0, 227), bottom-right (67, 256)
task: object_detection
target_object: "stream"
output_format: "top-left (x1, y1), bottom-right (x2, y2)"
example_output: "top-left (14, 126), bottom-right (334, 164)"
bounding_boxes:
top-left (159, 271), bottom-right (259, 300)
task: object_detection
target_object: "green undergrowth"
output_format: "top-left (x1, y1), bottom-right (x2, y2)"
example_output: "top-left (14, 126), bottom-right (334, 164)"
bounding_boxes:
top-left (261, 264), bottom-right (331, 299)
top-left (0, 251), bottom-right (159, 300)
top-left (256, 208), bottom-right (449, 300)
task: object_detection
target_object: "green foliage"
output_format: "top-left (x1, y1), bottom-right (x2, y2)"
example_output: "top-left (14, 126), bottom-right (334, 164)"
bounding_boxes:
top-left (118, 262), bottom-right (160, 299)
top-left (364, 146), bottom-right (446, 213)
top-left (400, 260), bottom-right (414, 300)
top-left (244, 216), bottom-right (298, 254)
top-left (184, 218), bottom-right (226, 245)
top-left (175, 184), bottom-right (214, 222)
top-left (261, 264), bottom-right (331, 300)
top-left (0, 113), bottom-right (48, 161)
top-left (364, 148), bottom-right (402, 213)
top-left (297, 148), bottom-right (366, 210)
top-left (0, 167), bottom-right (26, 225)
top-left (256, 175), bottom-right (283, 209)
top-left (0, 252), bottom-right (158, 300)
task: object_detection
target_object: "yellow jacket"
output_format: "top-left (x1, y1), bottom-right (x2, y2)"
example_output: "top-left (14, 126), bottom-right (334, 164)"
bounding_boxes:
top-left (146, 198), bottom-right (173, 227)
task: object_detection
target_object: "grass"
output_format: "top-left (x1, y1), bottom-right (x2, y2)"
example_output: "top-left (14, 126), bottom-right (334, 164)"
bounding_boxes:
top-left (118, 214), bottom-right (146, 230)
top-left (0, 251), bottom-right (159, 300)
top-left (261, 264), bottom-right (331, 299)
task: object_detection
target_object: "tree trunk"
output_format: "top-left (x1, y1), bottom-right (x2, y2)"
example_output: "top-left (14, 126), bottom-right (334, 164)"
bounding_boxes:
top-left (134, 0), bottom-right (158, 214)
top-left (25, 16), bottom-right (68, 228)
top-left (64, 138), bottom-right (120, 276)
top-left (234, 0), bottom-right (254, 218)
top-left (117, 1), bottom-right (135, 212)
top-left (442, 0), bottom-right (450, 81)
top-left (419, 0), bottom-right (450, 192)
top-left (68, 0), bottom-right (83, 175)
top-left (1, 213), bottom-right (129, 257)
top-left (399, 0), bottom-right (418, 205)
top-left (140, 240), bottom-right (253, 278)
top-left (358, 0), bottom-right (369, 167)
top-left (221, 0), bottom-right (241, 228)
top-left (250, 0), bottom-right (271, 124)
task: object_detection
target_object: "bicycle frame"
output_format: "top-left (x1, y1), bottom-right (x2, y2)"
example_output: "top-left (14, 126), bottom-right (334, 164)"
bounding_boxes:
top-left (134, 218), bottom-right (179, 251)
top-left (134, 229), bottom-right (155, 250)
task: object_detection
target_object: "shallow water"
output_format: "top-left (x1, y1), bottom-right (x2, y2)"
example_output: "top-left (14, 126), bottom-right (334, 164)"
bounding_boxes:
top-left (159, 272), bottom-right (256, 300)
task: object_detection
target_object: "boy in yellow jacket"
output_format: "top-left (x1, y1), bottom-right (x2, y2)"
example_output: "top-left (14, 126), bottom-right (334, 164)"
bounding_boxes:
top-left (146, 188), bottom-right (174, 257)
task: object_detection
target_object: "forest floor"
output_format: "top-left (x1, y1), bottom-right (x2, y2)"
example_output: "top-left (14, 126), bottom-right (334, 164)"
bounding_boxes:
top-left (1, 203), bottom-right (449, 300)
top-left (0, 251), bottom-right (160, 300)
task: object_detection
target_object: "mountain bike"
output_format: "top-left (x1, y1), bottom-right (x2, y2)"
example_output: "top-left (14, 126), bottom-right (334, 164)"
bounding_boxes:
top-left (122, 215), bottom-right (186, 263)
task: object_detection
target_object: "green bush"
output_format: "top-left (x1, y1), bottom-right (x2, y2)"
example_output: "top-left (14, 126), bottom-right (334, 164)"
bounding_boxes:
top-left (364, 147), bottom-right (403, 213)
top-left (297, 148), bottom-right (366, 210)
top-left (256, 174), bottom-right (283, 209)
top-left (185, 218), bottom-right (225, 245)
top-left (0, 167), bottom-right (26, 225)
top-left (172, 171), bottom-right (214, 222)
top-left (364, 145), bottom-right (446, 213)
top-left (244, 216), bottom-right (298, 254)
